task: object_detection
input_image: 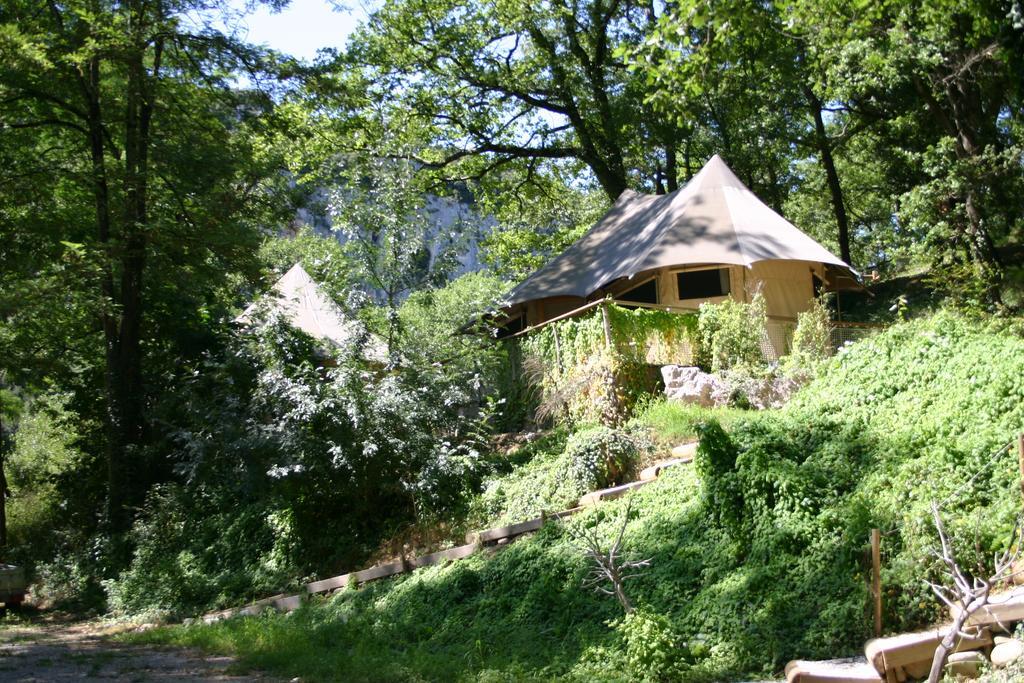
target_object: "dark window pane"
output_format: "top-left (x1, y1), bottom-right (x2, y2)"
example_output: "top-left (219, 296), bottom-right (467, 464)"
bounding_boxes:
top-left (497, 315), bottom-right (525, 338)
top-left (676, 268), bottom-right (730, 299)
top-left (618, 278), bottom-right (659, 304)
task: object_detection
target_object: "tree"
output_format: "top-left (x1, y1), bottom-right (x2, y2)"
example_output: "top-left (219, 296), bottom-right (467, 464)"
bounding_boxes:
top-left (791, 0), bottom-right (1024, 303)
top-left (0, 0), bottom-right (292, 540)
top-left (328, 155), bottom-right (472, 357)
top-left (339, 0), bottom-right (687, 199)
top-left (925, 501), bottom-right (1024, 683)
top-left (623, 0), bottom-right (859, 264)
top-left (568, 499), bottom-right (650, 614)
top-left (0, 380), bottom-right (18, 549)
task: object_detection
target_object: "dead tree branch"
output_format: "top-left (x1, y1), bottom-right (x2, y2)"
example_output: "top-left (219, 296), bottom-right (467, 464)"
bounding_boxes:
top-left (567, 499), bottom-right (651, 614)
top-left (926, 501), bottom-right (1024, 683)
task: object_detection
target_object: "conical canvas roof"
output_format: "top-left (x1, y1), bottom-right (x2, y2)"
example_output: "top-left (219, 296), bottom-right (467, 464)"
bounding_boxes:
top-left (236, 263), bottom-right (387, 360)
top-left (506, 155), bottom-right (854, 306)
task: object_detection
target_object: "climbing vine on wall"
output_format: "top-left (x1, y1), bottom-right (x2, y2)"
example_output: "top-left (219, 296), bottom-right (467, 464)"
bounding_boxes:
top-left (521, 303), bottom-right (698, 426)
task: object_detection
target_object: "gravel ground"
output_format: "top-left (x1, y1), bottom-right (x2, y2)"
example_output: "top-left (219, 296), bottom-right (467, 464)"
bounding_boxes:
top-left (0, 614), bottom-right (277, 682)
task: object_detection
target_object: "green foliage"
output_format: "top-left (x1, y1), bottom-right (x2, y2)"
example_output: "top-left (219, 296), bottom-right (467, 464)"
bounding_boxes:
top-left (697, 294), bottom-right (768, 373)
top-left (699, 311), bottom-right (1024, 635)
top-left (628, 398), bottom-right (746, 450)
top-left (472, 439), bottom-right (580, 526)
top-left (105, 484), bottom-right (287, 620)
top-left (0, 0), bottom-right (296, 586)
top-left (479, 189), bottom-right (603, 282)
top-left (473, 425), bottom-right (649, 527)
top-left (523, 304), bottom-right (698, 425)
top-left (131, 311), bottom-right (1024, 681)
top-left (398, 272), bottom-right (517, 414)
top-left (562, 426), bottom-right (651, 494)
top-left (613, 608), bottom-right (688, 682)
top-left (3, 392), bottom-right (100, 605)
top-left (341, 0), bottom-right (680, 201)
top-left (257, 229), bottom-right (355, 305)
top-left (783, 296), bottom-right (834, 377)
top-left (105, 312), bottom-right (492, 615)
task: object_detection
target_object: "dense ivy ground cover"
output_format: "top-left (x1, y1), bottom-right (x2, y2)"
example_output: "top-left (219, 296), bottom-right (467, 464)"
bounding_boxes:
top-left (128, 312), bottom-right (1024, 681)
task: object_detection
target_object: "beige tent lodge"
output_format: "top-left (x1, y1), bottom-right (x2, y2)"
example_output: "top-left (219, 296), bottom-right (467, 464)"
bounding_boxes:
top-left (236, 263), bottom-right (387, 362)
top-left (496, 155), bottom-right (860, 355)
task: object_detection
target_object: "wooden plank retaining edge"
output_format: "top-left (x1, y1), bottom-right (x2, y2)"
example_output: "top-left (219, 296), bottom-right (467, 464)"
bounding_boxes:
top-left (639, 458), bottom-right (688, 481)
top-left (579, 480), bottom-right (650, 507)
top-left (548, 506), bottom-right (584, 520)
top-left (273, 594), bottom-right (304, 612)
top-left (305, 572), bottom-right (350, 595)
top-left (477, 516), bottom-right (544, 544)
top-left (951, 586), bottom-right (1024, 626)
top-left (353, 559), bottom-right (406, 584)
top-left (410, 542), bottom-right (479, 569)
top-left (864, 627), bottom-right (991, 678)
top-left (202, 458), bottom-right (676, 622)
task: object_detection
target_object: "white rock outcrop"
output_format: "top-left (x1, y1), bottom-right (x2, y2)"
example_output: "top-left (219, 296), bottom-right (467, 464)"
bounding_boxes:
top-left (661, 366), bottom-right (731, 407)
top-left (661, 365), bottom-right (801, 410)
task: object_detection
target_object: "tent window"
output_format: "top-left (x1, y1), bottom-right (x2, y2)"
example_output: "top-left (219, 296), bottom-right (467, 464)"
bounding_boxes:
top-left (617, 278), bottom-right (659, 305)
top-left (812, 273), bottom-right (824, 298)
top-left (677, 268), bottom-right (730, 299)
top-left (497, 315), bottom-right (525, 338)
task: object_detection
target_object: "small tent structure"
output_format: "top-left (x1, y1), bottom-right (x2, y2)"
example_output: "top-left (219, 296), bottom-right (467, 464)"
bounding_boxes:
top-left (497, 155), bottom-right (859, 341)
top-left (236, 263), bottom-right (387, 362)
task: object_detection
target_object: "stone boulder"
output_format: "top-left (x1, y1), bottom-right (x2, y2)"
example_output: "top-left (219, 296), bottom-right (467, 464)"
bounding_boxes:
top-left (661, 365), bottom-right (802, 410)
top-left (991, 638), bottom-right (1024, 668)
top-left (945, 651), bottom-right (986, 678)
top-left (726, 372), bottom-right (802, 410)
top-left (661, 366), bottom-right (730, 407)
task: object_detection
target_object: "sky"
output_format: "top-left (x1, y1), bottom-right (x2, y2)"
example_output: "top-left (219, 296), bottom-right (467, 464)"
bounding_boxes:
top-left (230, 0), bottom-right (372, 60)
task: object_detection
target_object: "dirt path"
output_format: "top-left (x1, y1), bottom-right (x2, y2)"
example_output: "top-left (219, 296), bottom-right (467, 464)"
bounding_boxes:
top-left (0, 616), bottom-right (277, 682)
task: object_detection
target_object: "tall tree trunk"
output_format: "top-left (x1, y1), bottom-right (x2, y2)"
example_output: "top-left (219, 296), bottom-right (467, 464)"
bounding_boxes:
top-left (78, 54), bottom-right (135, 535)
top-left (664, 133), bottom-right (678, 192)
top-left (106, 25), bottom-right (161, 536)
top-left (804, 86), bottom-right (853, 265)
top-left (683, 137), bottom-right (693, 181)
top-left (0, 407), bottom-right (7, 549)
top-left (913, 75), bottom-right (1003, 303)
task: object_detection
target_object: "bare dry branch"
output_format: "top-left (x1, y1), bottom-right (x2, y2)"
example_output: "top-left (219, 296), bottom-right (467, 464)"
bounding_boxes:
top-left (925, 501), bottom-right (1024, 683)
top-left (565, 499), bottom-right (651, 614)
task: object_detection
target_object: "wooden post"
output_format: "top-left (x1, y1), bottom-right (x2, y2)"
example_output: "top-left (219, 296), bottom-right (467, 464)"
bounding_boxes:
top-left (1018, 433), bottom-right (1024, 503)
top-left (601, 300), bottom-right (613, 348)
top-left (871, 528), bottom-right (882, 637)
top-left (551, 325), bottom-right (564, 374)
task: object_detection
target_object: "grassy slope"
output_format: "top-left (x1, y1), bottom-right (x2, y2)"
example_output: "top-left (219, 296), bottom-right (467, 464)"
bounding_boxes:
top-left (127, 466), bottom-right (719, 682)
top-left (126, 311), bottom-right (1024, 682)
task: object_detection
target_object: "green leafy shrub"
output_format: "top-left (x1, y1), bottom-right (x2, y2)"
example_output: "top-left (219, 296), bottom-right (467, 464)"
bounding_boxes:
top-left (612, 608), bottom-right (686, 681)
top-left (105, 484), bottom-right (285, 619)
top-left (4, 392), bottom-right (108, 608)
top-left (561, 426), bottom-right (649, 493)
top-left (107, 310), bottom-right (493, 615)
top-left (472, 426), bottom-right (650, 526)
top-left (523, 304), bottom-right (697, 426)
top-left (783, 295), bottom-right (833, 377)
top-left (472, 444), bottom-right (579, 525)
top-left (696, 310), bottom-right (1024, 640)
top-left (696, 294), bottom-right (768, 373)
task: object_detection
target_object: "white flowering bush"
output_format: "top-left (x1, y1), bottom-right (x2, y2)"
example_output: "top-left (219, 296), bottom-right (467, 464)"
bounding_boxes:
top-left (561, 426), bottom-right (651, 494)
top-left (107, 310), bottom-right (490, 615)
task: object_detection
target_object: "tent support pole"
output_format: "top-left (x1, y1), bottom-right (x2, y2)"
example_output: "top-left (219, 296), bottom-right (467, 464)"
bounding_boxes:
top-left (601, 301), bottom-right (613, 348)
top-left (551, 324), bottom-right (564, 374)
